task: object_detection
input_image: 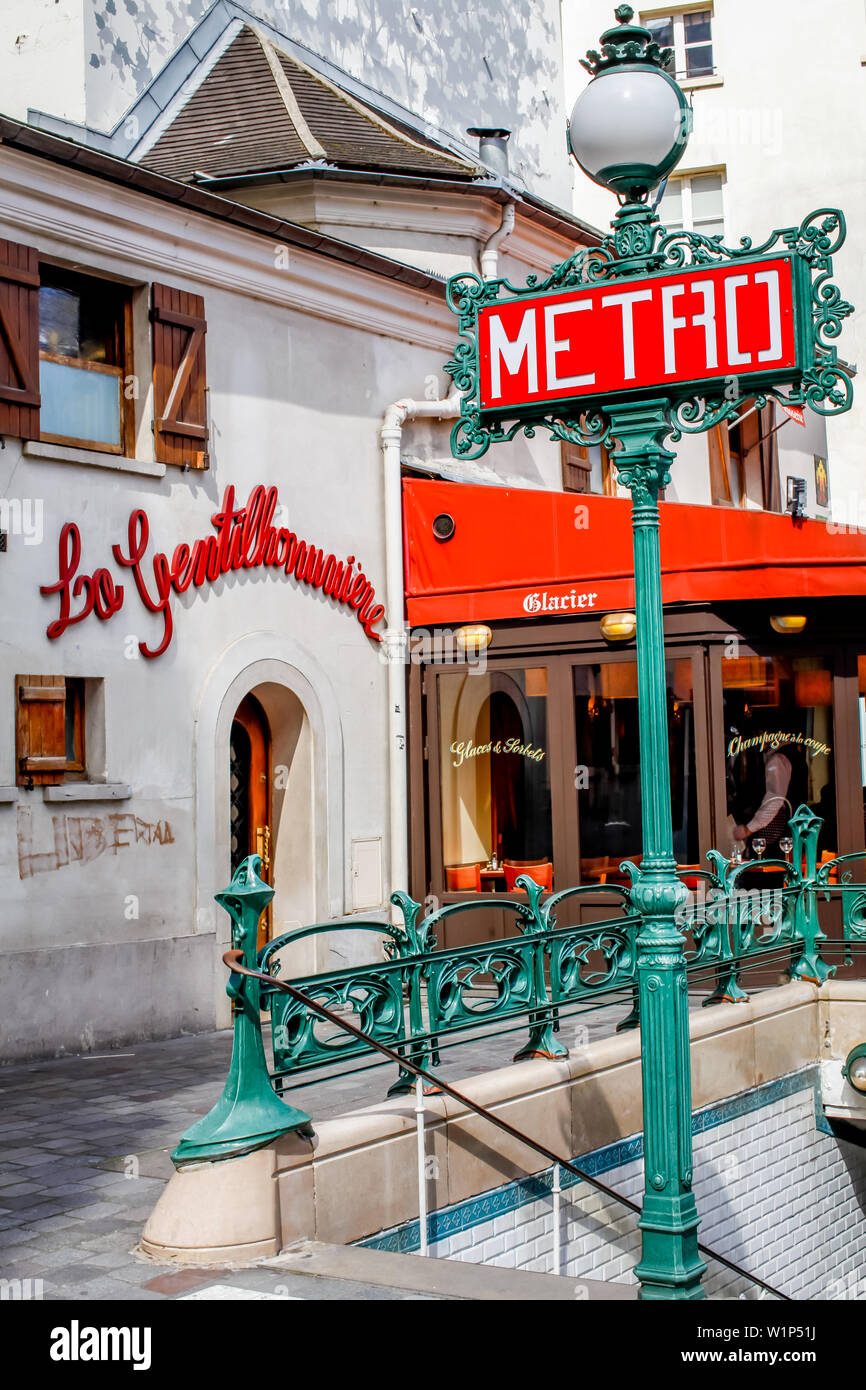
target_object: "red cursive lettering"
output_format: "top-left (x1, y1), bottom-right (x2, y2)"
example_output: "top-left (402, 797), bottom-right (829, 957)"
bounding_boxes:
top-left (43, 488), bottom-right (386, 655)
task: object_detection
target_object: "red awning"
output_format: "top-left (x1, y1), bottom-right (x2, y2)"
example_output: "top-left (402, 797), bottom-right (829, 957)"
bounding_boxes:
top-left (403, 479), bottom-right (866, 625)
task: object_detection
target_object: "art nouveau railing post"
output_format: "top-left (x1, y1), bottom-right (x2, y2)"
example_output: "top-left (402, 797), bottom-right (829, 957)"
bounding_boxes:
top-left (610, 400), bottom-right (706, 1300)
top-left (172, 857), bottom-right (311, 1165)
top-left (789, 806), bottom-right (833, 984)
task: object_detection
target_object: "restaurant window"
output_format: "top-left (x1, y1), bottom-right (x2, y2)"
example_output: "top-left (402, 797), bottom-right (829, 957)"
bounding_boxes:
top-left (657, 171), bottom-right (725, 239)
top-left (643, 8), bottom-right (714, 79)
top-left (722, 654), bottom-right (836, 862)
top-left (574, 658), bottom-right (698, 881)
top-left (439, 667), bottom-right (553, 892)
top-left (38, 266), bottom-right (133, 454)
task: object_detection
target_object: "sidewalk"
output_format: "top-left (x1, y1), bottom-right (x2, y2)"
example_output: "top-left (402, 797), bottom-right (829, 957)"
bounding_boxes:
top-left (0, 995), bottom-right (639, 1300)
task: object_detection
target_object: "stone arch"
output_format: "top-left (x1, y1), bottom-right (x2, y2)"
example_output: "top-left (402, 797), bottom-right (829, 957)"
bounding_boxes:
top-left (193, 633), bottom-right (344, 1027)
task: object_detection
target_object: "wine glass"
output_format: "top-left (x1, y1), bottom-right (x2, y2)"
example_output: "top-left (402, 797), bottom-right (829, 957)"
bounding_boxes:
top-left (752, 837), bottom-right (766, 860)
top-left (779, 835), bottom-right (793, 863)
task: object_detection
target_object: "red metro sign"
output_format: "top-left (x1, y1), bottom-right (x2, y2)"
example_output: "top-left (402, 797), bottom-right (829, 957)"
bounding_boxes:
top-left (40, 485), bottom-right (387, 659)
top-left (478, 255), bottom-right (800, 413)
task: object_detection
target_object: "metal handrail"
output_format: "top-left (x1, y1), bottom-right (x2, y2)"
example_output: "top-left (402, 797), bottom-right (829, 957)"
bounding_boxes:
top-left (224, 949), bottom-right (788, 1301)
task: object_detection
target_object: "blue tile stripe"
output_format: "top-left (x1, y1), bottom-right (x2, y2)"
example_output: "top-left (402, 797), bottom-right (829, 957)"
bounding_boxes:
top-left (359, 1064), bottom-right (827, 1254)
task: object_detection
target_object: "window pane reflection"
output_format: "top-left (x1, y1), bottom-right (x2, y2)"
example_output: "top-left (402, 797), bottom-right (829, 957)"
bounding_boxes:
top-left (574, 659), bottom-right (697, 881)
top-left (39, 360), bottom-right (122, 446)
top-left (723, 655), bottom-right (836, 861)
top-left (439, 668), bottom-right (553, 892)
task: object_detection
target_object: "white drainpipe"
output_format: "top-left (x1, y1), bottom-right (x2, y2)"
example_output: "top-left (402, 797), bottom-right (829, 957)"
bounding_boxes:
top-left (380, 201), bottom-right (514, 917)
top-left (381, 387), bottom-right (460, 918)
top-left (480, 200), bottom-right (516, 280)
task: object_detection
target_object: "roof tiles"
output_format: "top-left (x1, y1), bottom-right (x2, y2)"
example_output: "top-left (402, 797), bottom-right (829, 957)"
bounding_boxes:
top-left (141, 26), bottom-right (477, 183)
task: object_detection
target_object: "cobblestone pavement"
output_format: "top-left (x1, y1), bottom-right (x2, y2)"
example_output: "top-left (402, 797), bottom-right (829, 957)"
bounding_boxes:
top-left (0, 993), bottom-right (660, 1301)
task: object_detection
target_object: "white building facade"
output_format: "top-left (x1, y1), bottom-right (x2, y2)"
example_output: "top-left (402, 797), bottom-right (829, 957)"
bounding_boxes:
top-left (0, 12), bottom-right (592, 1060)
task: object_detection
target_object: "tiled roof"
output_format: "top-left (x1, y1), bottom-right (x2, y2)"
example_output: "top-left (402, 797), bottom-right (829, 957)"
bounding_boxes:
top-left (141, 25), bottom-right (478, 183)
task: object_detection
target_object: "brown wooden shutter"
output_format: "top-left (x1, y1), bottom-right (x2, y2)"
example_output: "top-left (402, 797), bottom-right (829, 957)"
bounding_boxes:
top-left (0, 241), bottom-right (40, 439)
top-left (601, 445), bottom-right (618, 497)
top-left (16, 675), bottom-right (66, 786)
top-left (758, 401), bottom-right (782, 512)
top-left (708, 423), bottom-right (735, 505)
top-left (561, 440), bottom-right (591, 493)
top-left (151, 282), bottom-right (208, 468)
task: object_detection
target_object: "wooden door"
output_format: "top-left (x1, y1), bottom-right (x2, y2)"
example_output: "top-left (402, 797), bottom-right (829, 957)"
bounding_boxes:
top-left (230, 693), bottom-right (272, 951)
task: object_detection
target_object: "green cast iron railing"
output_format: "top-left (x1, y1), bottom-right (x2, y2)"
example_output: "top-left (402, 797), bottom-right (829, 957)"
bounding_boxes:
top-left (220, 947), bottom-right (789, 1300)
top-left (174, 803), bottom-right (864, 1169)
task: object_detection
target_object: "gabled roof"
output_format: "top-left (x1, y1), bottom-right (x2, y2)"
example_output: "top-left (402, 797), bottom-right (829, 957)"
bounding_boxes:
top-left (138, 24), bottom-right (478, 185)
top-left (24, 0), bottom-right (602, 249)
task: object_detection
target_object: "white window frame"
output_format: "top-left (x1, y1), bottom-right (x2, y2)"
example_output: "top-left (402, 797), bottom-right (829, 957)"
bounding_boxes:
top-left (640, 5), bottom-right (717, 85)
top-left (658, 169), bottom-right (727, 239)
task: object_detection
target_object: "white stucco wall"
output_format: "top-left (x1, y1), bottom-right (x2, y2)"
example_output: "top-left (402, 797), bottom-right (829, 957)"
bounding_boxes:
top-left (0, 141), bottom-right (574, 1058)
top-left (0, 147), bottom-right (414, 1055)
top-left (0, 0), bottom-right (87, 126)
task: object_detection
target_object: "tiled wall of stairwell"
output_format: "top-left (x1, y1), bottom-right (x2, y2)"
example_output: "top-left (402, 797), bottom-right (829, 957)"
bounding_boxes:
top-left (360, 1067), bottom-right (866, 1299)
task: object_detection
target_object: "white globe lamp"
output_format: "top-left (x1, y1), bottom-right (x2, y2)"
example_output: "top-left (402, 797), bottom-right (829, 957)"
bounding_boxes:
top-left (568, 5), bottom-right (691, 204)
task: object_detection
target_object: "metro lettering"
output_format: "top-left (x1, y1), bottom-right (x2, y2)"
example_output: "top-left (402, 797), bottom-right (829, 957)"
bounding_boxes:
top-left (478, 256), bottom-right (795, 410)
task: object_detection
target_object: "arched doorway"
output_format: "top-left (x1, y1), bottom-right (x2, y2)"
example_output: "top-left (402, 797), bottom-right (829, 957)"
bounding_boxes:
top-left (230, 692), bottom-right (272, 950)
top-left (198, 642), bottom-right (344, 1031)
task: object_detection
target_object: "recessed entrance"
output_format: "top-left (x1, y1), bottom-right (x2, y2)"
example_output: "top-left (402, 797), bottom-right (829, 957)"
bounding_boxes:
top-left (225, 679), bottom-right (317, 968)
top-left (230, 692), bottom-right (272, 950)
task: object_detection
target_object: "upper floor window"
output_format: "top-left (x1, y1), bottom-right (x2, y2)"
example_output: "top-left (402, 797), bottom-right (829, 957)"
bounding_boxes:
top-left (38, 265), bottom-right (133, 455)
top-left (707, 400), bottom-right (781, 512)
top-left (561, 441), bottom-right (616, 496)
top-left (643, 7), bottom-right (714, 80)
top-left (657, 170), bottom-right (725, 239)
top-left (0, 239), bottom-right (210, 467)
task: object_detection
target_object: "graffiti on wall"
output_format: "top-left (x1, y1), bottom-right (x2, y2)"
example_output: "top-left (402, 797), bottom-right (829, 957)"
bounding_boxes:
top-left (17, 808), bottom-right (174, 880)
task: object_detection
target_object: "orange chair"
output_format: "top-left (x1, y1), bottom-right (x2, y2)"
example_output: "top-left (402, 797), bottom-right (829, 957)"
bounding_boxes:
top-left (445, 862), bottom-right (482, 892)
top-left (503, 859), bottom-right (553, 891)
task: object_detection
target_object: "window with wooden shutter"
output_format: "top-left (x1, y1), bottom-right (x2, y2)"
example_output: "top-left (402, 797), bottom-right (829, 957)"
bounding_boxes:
top-left (561, 440), bottom-right (591, 494)
top-left (151, 283), bottom-right (208, 468)
top-left (15, 675), bottom-right (69, 786)
top-left (0, 240), bottom-right (40, 440)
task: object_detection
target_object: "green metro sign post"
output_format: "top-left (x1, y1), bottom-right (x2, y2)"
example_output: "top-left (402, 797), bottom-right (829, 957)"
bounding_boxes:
top-left (444, 5), bottom-right (854, 1299)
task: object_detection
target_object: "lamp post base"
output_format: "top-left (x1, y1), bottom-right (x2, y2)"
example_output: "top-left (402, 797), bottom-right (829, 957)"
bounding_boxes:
top-left (635, 1190), bottom-right (706, 1300)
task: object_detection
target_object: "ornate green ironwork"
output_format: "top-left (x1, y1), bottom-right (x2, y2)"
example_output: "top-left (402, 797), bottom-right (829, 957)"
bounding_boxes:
top-left (677, 804), bottom-right (838, 1006)
top-left (580, 4), bottom-right (674, 77)
top-left (261, 896), bottom-right (641, 1093)
top-left (172, 856), bottom-right (312, 1167)
top-left (444, 206), bottom-right (854, 463)
top-left (443, 6), bottom-right (854, 1292)
top-left (184, 806), bottom-right (849, 1134)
